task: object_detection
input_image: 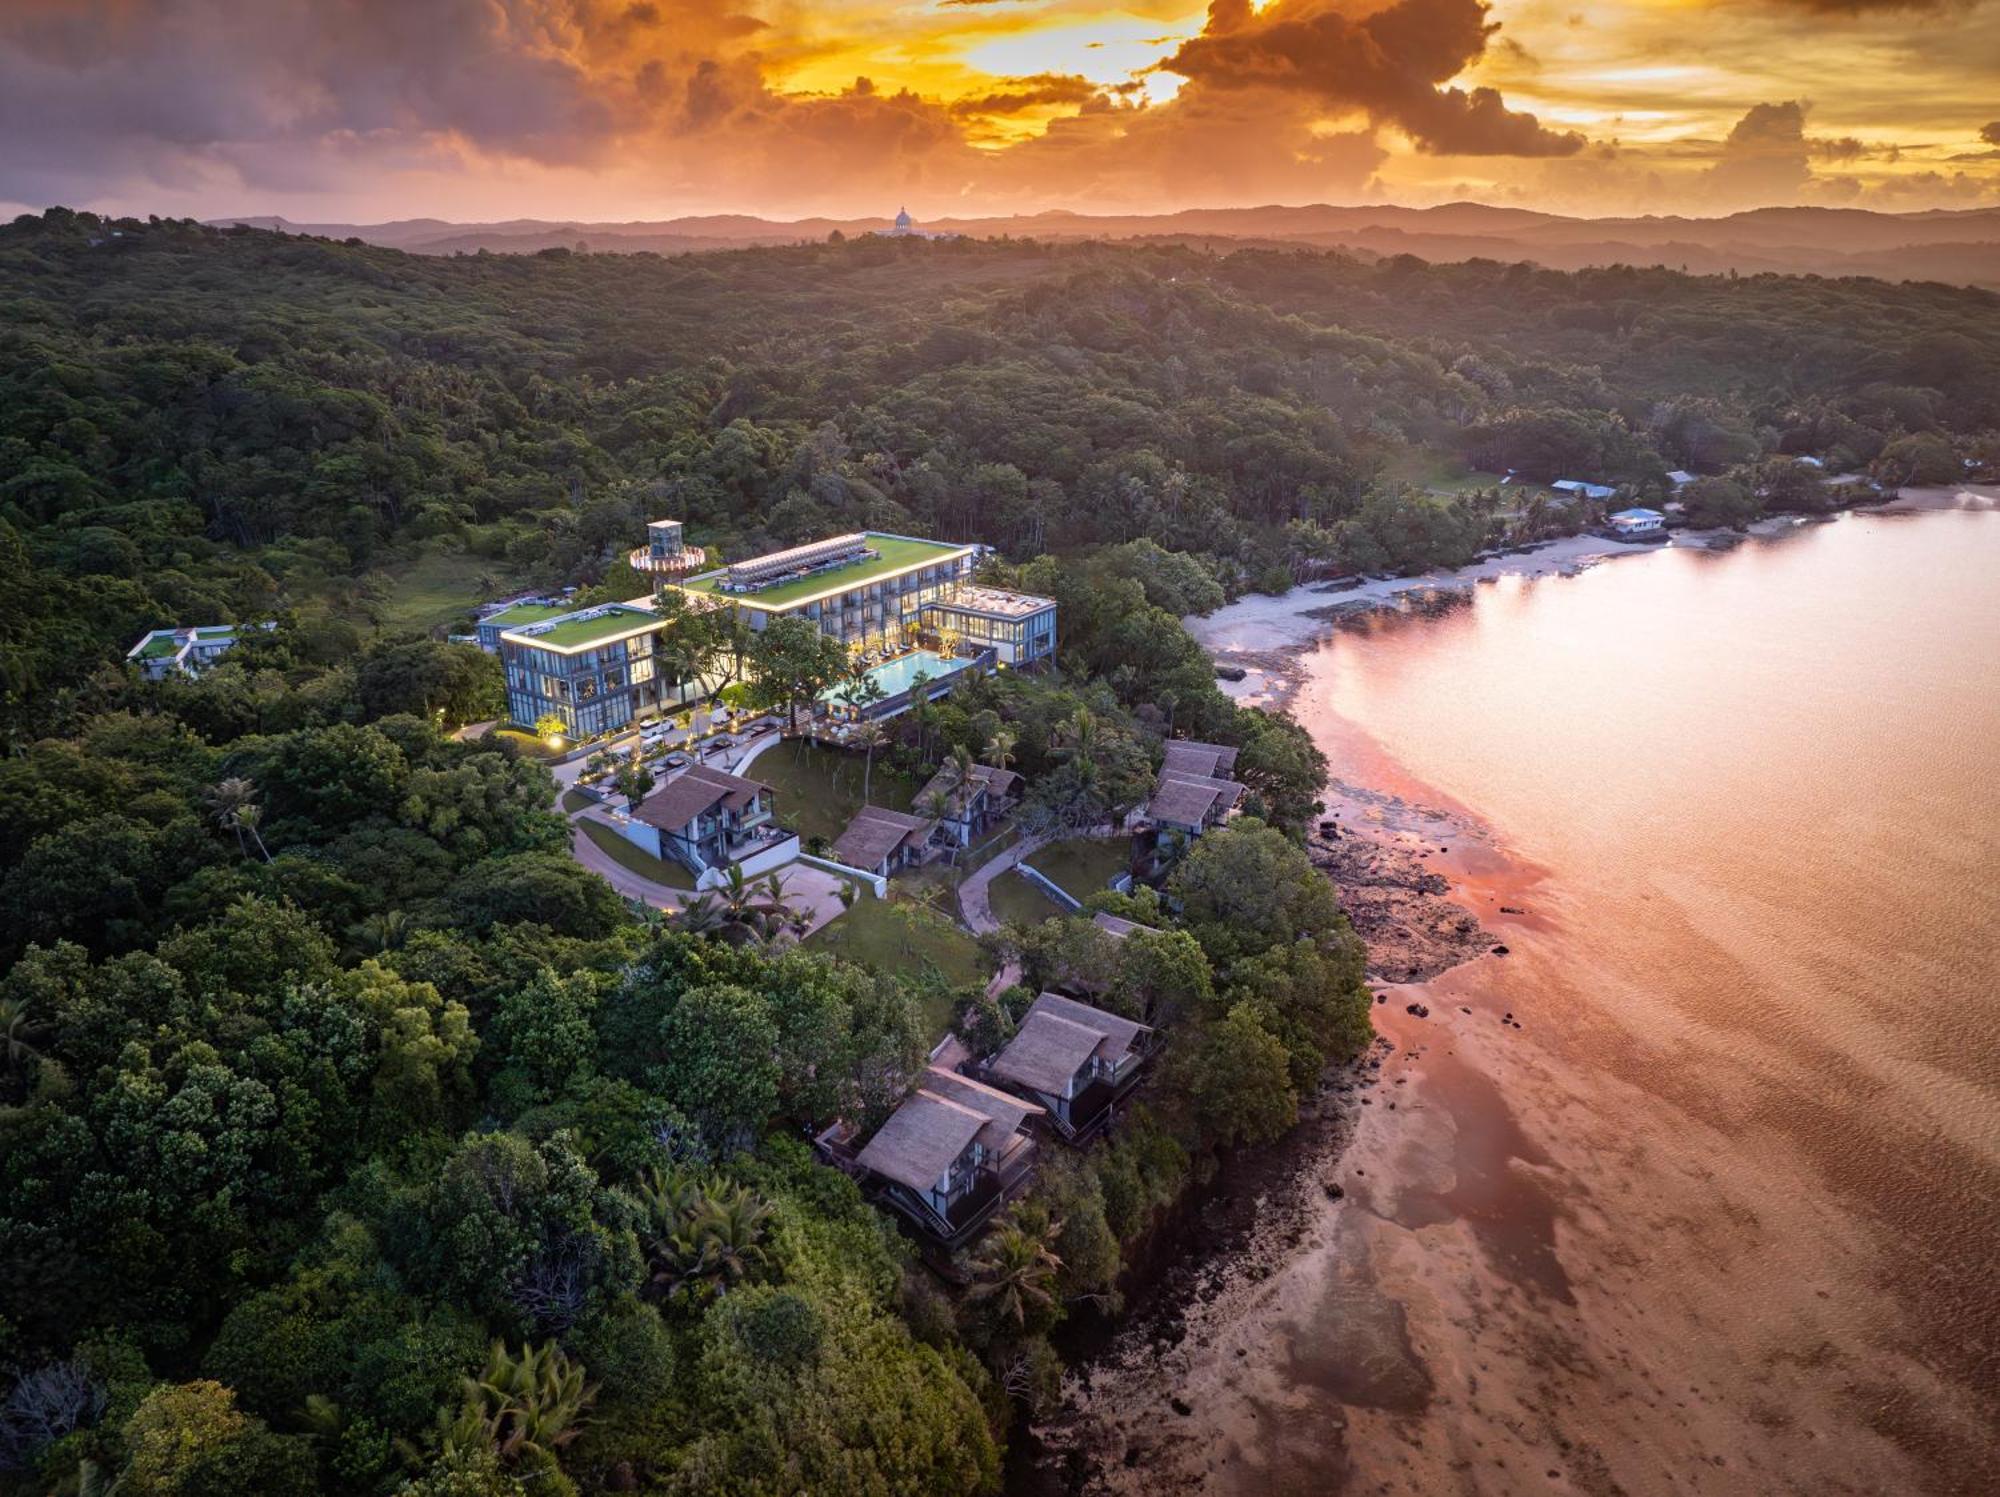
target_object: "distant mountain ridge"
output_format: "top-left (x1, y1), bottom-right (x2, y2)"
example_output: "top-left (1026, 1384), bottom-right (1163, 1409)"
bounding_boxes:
top-left (209, 203), bottom-right (2000, 288)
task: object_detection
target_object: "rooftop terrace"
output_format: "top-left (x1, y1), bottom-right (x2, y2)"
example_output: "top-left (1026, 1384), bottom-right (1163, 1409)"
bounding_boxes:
top-left (931, 584), bottom-right (1057, 620)
top-left (681, 533), bottom-right (972, 609)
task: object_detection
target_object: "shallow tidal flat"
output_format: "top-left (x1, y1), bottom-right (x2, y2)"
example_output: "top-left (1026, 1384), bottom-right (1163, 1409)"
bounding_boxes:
top-left (1035, 509), bottom-right (2000, 1495)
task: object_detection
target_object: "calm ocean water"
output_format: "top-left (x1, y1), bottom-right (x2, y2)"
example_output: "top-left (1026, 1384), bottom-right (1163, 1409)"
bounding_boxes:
top-left (1295, 509), bottom-right (2000, 1460)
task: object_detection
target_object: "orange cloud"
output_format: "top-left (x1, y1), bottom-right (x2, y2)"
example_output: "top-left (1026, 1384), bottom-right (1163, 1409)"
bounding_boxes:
top-left (0, 0), bottom-right (1993, 220)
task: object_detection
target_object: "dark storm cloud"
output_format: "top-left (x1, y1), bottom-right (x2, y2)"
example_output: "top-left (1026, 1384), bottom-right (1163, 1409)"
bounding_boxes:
top-left (950, 75), bottom-right (1103, 119)
top-left (1158, 0), bottom-right (1585, 157)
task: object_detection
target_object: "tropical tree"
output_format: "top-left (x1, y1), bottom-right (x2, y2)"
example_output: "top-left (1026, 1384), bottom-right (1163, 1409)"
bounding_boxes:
top-left (636, 1168), bottom-right (773, 1307)
top-left (432, 1340), bottom-right (597, 1475)
top-left (1, 994), bottom-right (45, 1075)
top-left (1051, 707), bottom-right (1100, 779)
top-left (964, 1218), bottom-right (1064, 1332)
top-left (853, 719), bottom-right (888, 804)
top-left (983, 728), bottom-right (1018, 776)
top-left (615, 747), bottom-right (654, 811)
top-left (204, 777), bottom-right (272, 862)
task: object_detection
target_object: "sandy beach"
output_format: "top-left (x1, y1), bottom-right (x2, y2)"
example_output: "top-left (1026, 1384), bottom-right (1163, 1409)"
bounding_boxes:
top-left (1186, 518), bottom-right (1857, 712)
top-left (1026, 508), bottom-right (2000, 1497)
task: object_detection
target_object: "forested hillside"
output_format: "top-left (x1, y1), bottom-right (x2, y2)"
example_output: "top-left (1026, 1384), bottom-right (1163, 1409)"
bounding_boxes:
top-left (5, 208), bottom-right (1998, 742)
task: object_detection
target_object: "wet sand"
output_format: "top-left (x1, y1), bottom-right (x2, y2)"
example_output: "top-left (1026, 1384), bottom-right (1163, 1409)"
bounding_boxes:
top-left (1030, 512), bottom-right (2000, 1497)
top-left (1032, 806), bottom-right (1989, 1497)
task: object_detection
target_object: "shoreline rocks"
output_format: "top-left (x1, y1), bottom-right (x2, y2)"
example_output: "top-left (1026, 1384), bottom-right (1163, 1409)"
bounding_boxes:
top-left (1308, 826), bottom-right (1494, 981)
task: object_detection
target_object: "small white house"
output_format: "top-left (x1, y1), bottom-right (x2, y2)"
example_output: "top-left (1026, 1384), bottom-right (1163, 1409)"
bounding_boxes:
top-left (1552, 479), bottom-right (1617, 501)
top-left (1608, 508), bottom-right (1666, 537)
top-left (1666, 470), bottom-right (1698, 488)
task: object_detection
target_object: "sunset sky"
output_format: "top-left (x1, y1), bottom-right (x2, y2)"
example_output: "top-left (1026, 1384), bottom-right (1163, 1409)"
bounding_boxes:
top-left (3, 0), bottom-right (1997, 223)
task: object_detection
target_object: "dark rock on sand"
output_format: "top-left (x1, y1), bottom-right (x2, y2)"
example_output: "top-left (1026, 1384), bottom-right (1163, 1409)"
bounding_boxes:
top-left (1310, 826), bottom-right (1493, 980)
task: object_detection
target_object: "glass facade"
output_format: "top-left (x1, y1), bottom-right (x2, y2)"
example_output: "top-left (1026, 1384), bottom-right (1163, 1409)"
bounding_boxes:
top-left (503, 632), bottom-right (703, 737)
top-left (921, 600), bottom-right (1057, 665)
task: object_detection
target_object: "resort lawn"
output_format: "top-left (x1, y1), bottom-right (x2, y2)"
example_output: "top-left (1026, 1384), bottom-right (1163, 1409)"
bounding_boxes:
top-left (807, 893), bottom-right (993, 1035)
top-left (560, 789), bottom-right (594, 813)
top-left (987, 869), bottom-right (1066, 928)
top-left (577, 818), bottom-right (697, 891)
top-left (680, 535), bottom-right (969, 609)
top-left (1027, 835), bottom-right (1131, 902)
top-left (752, 739), bottom-right (920, 846)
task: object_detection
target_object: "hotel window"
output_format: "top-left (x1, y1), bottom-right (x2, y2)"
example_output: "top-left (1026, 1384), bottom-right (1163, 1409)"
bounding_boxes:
top-left (630, 657), bottom-right (655, 684)
top-left (628, 633), bottom-right (653, 659)
top-left (576, 676), bottom-right (598, 702)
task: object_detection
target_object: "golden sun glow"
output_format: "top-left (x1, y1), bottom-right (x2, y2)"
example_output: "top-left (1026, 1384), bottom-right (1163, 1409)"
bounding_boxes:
top-left (2, 0), bottom-right (1995, 221)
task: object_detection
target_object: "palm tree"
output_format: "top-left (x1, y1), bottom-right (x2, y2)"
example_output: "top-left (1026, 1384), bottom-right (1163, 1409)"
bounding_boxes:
top-left (983, 728), bottom-right (1018, 776)
top-left (681, 1185), bottom-right (773, 1297)
top-left (672, 892), bottom-right (761, 947)
top-left (356, 908), bottom-right (409, 954)
top-left (1, 995), bottom-right (45, 1074)
top-left (906, 668), bottom-right (934, 758)
top-left (964, 1219), bottom-right (1064, 1330)
top-left (232, 802), bottom-right (273, 863)
top-left (458, 1340), bottom-right (597, 1470)
top-left (204, 776), bottom-right (272, 862)
top-left (1052, 707), bottom-right (1100, 780)
top-left (853, 719), bottom-right (888, 804)
top-left (640, 1174), bottom-right (772, 1305)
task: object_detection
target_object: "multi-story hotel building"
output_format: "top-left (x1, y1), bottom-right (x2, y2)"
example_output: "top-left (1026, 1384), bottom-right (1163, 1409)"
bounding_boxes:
top-left (499, 523), bottom-right (1056, 741)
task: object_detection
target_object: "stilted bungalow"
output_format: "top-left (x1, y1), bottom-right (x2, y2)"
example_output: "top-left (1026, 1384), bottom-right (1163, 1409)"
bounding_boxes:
top-left (1134, 740), bottom-right (1244, 879)
top-left (821, 1067), bottom-right (1040, 1249)
top-left (915, 762), bottom-right (1023, 847)
top-left (980, 993), bottom-right (1155, 1145)
top-left (829, 805), bottom-right (940, 878)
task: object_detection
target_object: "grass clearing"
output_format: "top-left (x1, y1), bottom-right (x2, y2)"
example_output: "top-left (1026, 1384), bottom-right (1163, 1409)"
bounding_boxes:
top-left (1027, 836), bottom-right (1130, 901)
top-left (370, 545), bottom-right (521, 634)
top-left (577, 817), bottom-right (697, 890)
top-left (808, 893), bottom-right (993, 1035)
top-left (752, 739), bottom-right (921, 846)
top-left (560, 789), bottom-right (594, 813)
top-left (1380, 448), bottom-right (1506, 496)
top-left (987, 869), bottom-right (1066, 929)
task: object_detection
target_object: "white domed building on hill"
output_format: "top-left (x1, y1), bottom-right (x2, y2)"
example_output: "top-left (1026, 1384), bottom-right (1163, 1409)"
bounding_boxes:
top-left (873, 207), bottom-right (956, 241)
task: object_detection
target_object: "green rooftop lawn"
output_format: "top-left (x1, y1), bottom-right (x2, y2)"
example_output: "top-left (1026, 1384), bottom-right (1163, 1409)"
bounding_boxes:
top-left (681, 534), bottom-right (970, 608)
top-left (578, 817), bottom-right (697, 890)
top-left (518, 606), bottom-right (657, 649)
top-left (137, 634), bottom-right (185, 658)
top-left (753, 739), bottom-right (921, 845)
top-left (1025, 836), bottom-right (1132, 902)
top-left (485, 601), bottom-right (571, 628)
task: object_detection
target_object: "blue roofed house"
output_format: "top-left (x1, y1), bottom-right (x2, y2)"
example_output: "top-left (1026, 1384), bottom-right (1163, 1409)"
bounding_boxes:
top-left (1608, 507), bottom-right (1666, 537)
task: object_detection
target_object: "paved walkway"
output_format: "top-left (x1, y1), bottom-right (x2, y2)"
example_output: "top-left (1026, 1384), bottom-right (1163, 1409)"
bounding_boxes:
top-left (568, 811), bottom-right (691, 914)
top-left (957, 831), bottom-right (1049, 936)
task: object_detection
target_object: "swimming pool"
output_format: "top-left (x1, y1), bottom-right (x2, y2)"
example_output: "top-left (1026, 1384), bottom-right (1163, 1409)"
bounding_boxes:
top-left (821, 649), bottom-right (973, 709)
